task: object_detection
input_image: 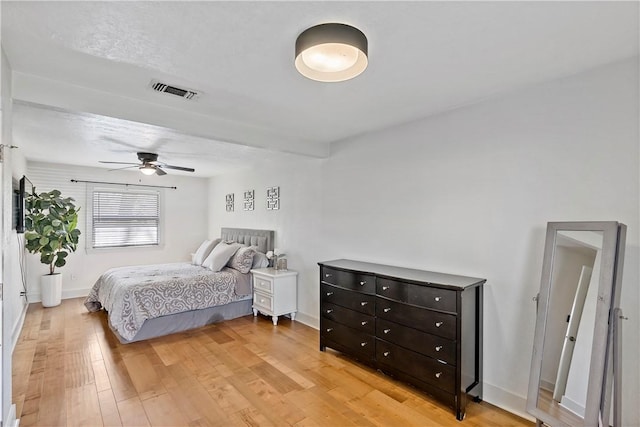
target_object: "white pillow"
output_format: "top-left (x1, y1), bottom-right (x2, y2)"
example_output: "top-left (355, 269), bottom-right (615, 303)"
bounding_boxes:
top-left (252, 251), bottom-right (269, 268)
top-left (203, 242), bottom-right (242, 272)
top-left (192, 238), bottom-right (221, 265)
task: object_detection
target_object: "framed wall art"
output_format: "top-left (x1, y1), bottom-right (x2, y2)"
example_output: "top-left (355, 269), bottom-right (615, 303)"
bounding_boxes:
top-left (225, 193), bottom-right (234, 212)
top-left (266, 186), bottom-right (280, 210)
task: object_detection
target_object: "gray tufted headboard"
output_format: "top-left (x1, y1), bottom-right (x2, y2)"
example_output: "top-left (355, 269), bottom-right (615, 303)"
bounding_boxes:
top-left (220, 228), bottom-right (275, 254)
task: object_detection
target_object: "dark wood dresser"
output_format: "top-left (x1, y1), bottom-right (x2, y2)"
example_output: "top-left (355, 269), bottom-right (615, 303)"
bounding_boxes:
top-left (318, 259), bottom-right (485, 421)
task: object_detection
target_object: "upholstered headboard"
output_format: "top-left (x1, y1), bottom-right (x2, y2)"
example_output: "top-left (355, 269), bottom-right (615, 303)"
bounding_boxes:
top-left (220, 228), bottom-right (275, 254)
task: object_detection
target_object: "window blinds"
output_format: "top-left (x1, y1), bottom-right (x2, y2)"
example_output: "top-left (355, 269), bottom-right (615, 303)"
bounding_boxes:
top-left (92, 190), bottom-right (159, 248)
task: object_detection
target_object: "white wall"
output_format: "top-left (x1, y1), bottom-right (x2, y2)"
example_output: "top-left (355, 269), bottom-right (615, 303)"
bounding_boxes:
top-left (25, 162), bottom-right (209, 301)
top-left (210, 58), bottom-right (639, 423)
top-left (321, 58), bottom-right (639, 423)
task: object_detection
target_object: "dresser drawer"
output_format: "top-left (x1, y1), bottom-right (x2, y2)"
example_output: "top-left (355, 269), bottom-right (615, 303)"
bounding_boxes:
top-left (377, 340), bottom-right (455, 394)
top-left (321, 318), bottom-right (375, 359)
top-left (376, 318), bottom-right (456, 365)
top-left (321, 302), bottom-right (375, 334)
top-left (321, 284), bottom-right (375, 315)
top-left (253, 275), bottom-right (273, 293)
top-left (377, 278), bottom-right (457, 313)
top-left (253, 291), bottom-right (273, 311)
top-left (376, 297), bottom-right (456, 340)
top-left (321, 267), bottom-right (375, 294)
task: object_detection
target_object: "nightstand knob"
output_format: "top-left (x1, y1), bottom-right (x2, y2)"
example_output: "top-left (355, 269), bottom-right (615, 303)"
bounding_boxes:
top-left (435, 372), bottom-right (442, 379)
top-left (326, 328), bottom-right (333, 332)
top-left (383, 351), bottom-right (390, 357)
top-left (434, 296), bottom-right (441, 302)
top-left (325, 273), bottom-right (332, 278)
top-left (260, 298), bottom-right (265, 303)
top-left (435, 321), bottom-right (444, 328)
top-left (383, 308), bottom-right (391, 313)
top-left (435, 345), bottom-right (443, 352)
top-left (360, 342), bottom-right (367, 347)
top-left (359, 281), bottom-right (366, 286)
top-left (382, 286), bottom-right (390, 291)
top-left (326, 309), bottom-right (333, 314)
top-left (326, 292), bottom-right (334, 296)
top-left (360, 301), bottom-right (368, 306)
top-left (361, 321), bottom-right (368, 326)
top-left (383, 329), bottom-right (391, 334)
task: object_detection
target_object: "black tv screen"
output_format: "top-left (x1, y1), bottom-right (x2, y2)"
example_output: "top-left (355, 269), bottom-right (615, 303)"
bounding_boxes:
top-left (14, 175), bottom-right (34, 234)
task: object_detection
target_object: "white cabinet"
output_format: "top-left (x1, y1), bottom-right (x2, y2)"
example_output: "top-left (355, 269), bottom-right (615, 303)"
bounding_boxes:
top-left (250, 268), bottom-right (298, 326)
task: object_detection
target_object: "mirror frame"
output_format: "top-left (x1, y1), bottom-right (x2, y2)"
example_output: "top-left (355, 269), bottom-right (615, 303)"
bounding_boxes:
top-left (527, 221), bottom-right (626, 427)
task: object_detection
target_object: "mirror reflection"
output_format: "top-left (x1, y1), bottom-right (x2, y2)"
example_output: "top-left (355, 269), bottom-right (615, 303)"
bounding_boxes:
top-left (537, 230), bottom-right (603, 424)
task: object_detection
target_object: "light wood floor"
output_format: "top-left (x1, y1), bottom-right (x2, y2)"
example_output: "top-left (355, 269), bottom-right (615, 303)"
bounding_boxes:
top-left (13, 298), bottom-right (533, 427)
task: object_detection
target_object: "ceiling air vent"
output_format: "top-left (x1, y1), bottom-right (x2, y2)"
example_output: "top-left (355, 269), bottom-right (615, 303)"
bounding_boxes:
top-left (150, 80), bottom-right (198, 100)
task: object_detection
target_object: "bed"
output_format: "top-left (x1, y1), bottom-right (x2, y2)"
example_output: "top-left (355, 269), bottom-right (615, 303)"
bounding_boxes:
top-left (85, 227), bottom-right (274, 343)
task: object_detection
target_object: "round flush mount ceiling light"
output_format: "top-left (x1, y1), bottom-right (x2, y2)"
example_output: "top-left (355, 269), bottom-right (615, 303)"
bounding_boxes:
top-left (295, 23), bottom-right (368, 82)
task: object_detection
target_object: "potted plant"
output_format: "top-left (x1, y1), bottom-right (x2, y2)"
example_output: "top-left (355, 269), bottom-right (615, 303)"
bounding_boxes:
top-left (24, 189), bottom-right (81, 307)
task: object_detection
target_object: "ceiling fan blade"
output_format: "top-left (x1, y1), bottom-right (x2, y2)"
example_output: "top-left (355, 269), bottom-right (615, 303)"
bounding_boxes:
top-left (161, 164), bottom-right (195, 172)
top-left (155, 167), bottom-right (167, 176)
top-left (108, 165), bottom-right (139, 172)
top-left (100, 161), bottom-right (139, 165)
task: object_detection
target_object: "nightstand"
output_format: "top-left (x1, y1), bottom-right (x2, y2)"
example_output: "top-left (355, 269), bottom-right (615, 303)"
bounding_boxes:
top-left (250, 268), bottom-right (298, 325)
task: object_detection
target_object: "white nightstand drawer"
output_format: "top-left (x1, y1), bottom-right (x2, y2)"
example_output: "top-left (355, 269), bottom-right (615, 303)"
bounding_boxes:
top-left (253, 291), bottom-right (273, 311)
top-left (254, 276), bottom-right (273, 293)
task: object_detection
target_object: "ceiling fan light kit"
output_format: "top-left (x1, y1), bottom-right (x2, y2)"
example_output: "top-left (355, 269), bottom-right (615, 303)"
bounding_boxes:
top-left (100, 152), bottom-right (195, 176)
top-left (295, 23), bottom-right (368, 82)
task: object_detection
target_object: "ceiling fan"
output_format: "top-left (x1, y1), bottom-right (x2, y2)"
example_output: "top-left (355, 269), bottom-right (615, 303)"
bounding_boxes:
top-left (99, 152), bottom-right (195, 176)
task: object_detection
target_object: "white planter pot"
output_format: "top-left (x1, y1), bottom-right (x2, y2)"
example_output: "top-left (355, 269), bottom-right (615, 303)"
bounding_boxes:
top-left (41, 273), bottom-right (62, 307)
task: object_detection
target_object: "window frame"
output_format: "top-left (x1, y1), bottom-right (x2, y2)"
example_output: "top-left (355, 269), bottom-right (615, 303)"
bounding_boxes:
top-left (86, 184), bottom-right (165, 253)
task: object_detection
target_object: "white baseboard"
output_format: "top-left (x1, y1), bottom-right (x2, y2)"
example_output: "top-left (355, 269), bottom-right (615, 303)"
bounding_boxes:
top-left (5, 403), bottom-right (18, 427)
top-left (11, 301), bottom-right (28, 354)
top-left (482, 381), bottom-right (535, 422)
top-left (293, 312), bottom-right (319, 330)
top-left (560, 395), bottom-right (585, 418)
top-left (27, 287), bottom-right (90, 303)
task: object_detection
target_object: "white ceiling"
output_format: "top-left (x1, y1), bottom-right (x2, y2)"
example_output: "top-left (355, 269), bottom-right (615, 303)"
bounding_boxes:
top-left (3, 1), bottom-right (638, 177)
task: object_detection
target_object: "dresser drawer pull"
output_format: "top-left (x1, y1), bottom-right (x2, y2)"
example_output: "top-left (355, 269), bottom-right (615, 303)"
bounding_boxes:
top-left (326, 309), bottom-right (333, 314)
top-left (325, 273), bottom-right (332, 278)
top-left (360, 301), bottom-right (368, 306)
top-left (435, 321), bottom-right (444, 328)
top-left (360, 281), bottom-right (367, 286)
top-left (326, 292), bottom-right (334, 296)
top-left (259, 298), bottom-right (266, 304)
top-left (382, 286), bottom-right (390, 291)
top-left (434, 296), bottom-right (442, 302)
top-left (435, 372), bottom-right (442, 379)
top-left (383, 328), bottom-right (391, 334)
top-left (435, 345), bottom-right (443, 352)
top-left (383, 308), bottom-right (391, 313)
top-left (361, 321), bottom-right (368, 326)
top-left (383, 351), bottom-right (390, 357)
top-left (326, 328), bottom-right (333, 332)
top-left (360, 342), bottom-right (367, 347)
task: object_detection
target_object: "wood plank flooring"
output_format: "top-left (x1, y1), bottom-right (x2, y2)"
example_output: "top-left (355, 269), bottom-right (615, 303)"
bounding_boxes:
top-left (13, 298), bottom-right (533, 426)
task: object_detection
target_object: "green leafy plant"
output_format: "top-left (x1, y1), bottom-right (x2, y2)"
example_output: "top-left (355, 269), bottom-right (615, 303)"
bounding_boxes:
top-left (25, 190), bottom-right (81, 275)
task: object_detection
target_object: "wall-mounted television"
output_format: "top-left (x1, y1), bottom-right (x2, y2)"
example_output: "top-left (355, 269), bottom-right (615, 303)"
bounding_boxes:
top-left (13, 175), bottom-right (34, 234)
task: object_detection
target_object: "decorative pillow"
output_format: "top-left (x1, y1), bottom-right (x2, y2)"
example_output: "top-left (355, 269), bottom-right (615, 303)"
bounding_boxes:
top-left (227, 246), bottom-right (257, 274)
top-left (202, 242), bottom-right (242, 272)
top-left (252, 251), bottom-right (269, 269)
top-left (192, 238), bottom-right (221, 265)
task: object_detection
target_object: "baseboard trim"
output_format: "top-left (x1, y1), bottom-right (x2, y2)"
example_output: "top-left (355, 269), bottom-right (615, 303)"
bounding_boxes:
top-left (293, 312), bottom-right (319, 330)
top-left (483, 381), bottom-right (535, 422)
top-left (11, 301), bottom-right (28, 354)
top-left (27, 287), bottom-right (91, 303)
top-left (5, 403), bottom-right (18, 427)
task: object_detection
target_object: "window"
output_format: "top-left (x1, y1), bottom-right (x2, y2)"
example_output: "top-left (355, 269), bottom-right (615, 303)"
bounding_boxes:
top-left (91, 189), bottom-right (160, 249)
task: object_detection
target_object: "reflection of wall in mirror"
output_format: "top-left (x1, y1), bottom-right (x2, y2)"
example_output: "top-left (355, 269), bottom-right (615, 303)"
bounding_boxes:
top-left (561, 249), bottom-right (601, 417)
top-left (541, 245), bottom-right (597, 393)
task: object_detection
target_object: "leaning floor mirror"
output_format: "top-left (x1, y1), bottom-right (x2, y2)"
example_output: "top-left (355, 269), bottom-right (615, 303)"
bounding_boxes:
top-left (527, 221), bottom-right (626, 427)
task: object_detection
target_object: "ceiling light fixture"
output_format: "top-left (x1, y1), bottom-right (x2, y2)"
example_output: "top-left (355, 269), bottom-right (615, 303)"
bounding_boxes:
top-left (139, 164), bottom-right (156, 175)
top-left (295, 23), bottom-right (368, 82)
